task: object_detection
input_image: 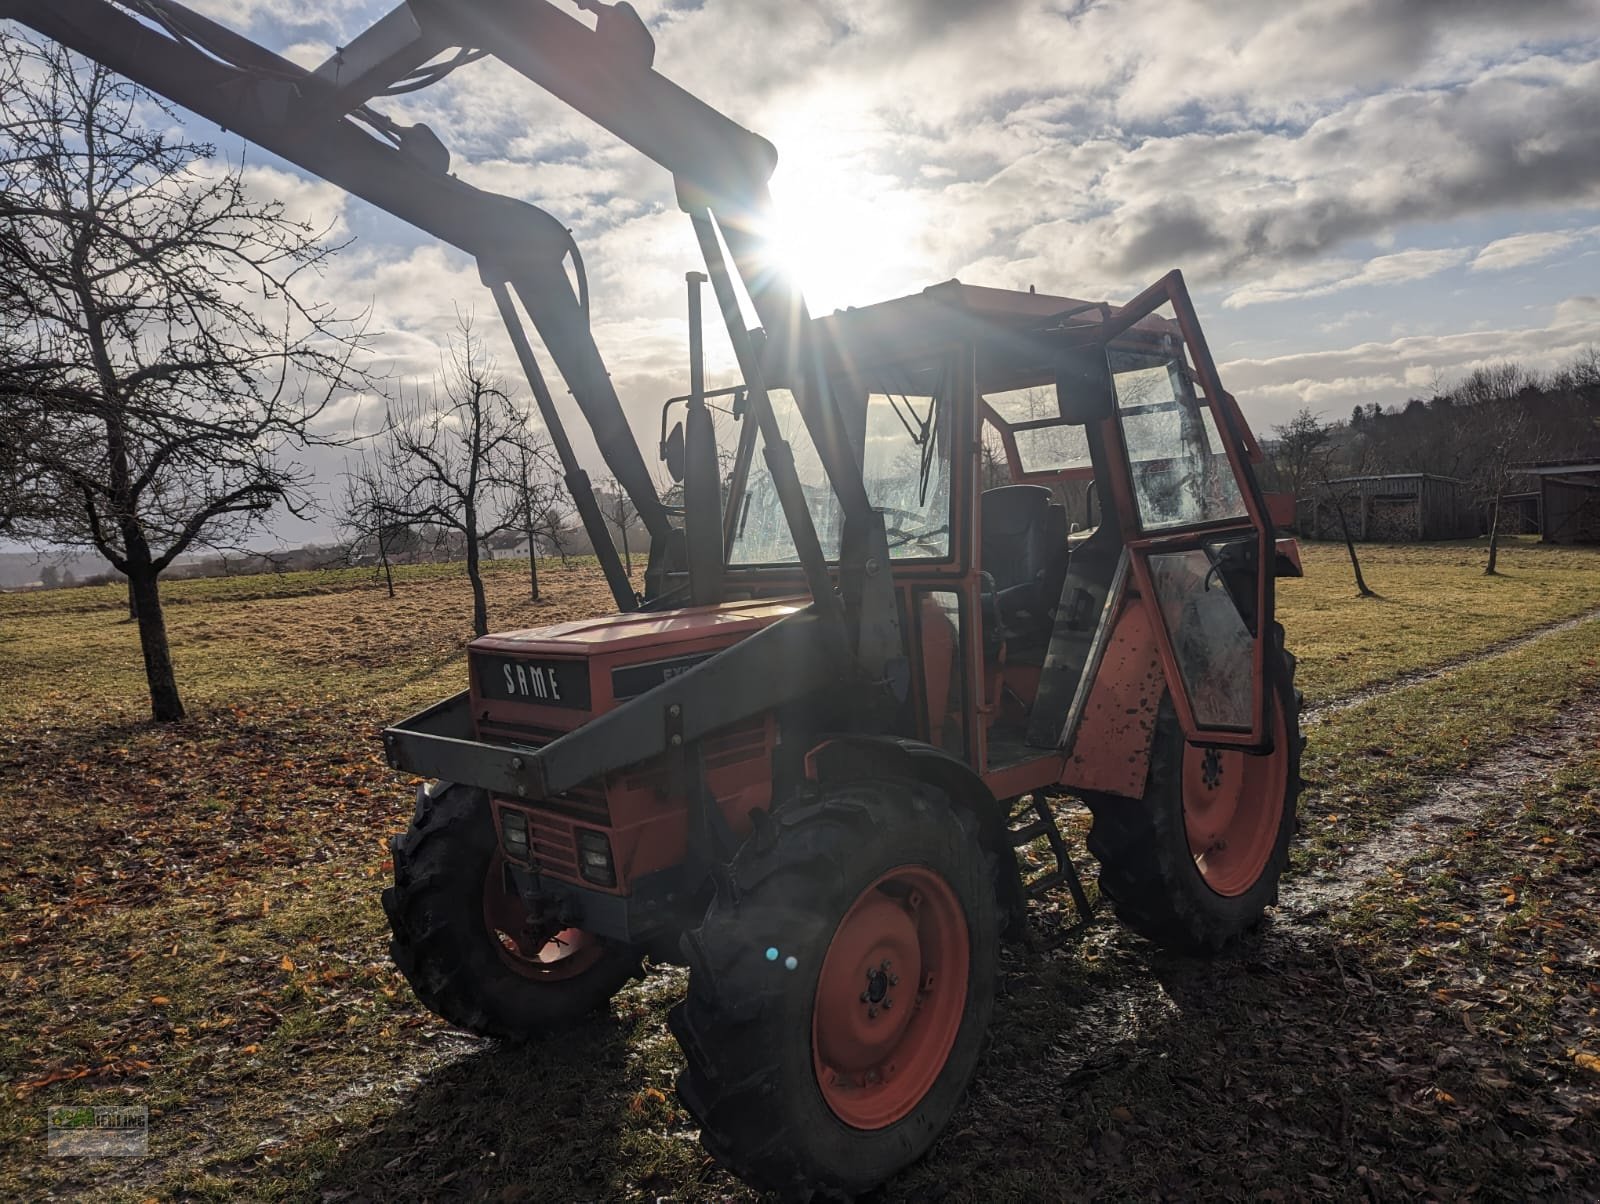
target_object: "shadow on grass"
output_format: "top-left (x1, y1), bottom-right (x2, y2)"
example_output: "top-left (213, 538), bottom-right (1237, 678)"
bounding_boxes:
top-left (302, 1015), bottom-right (673, 1203)
top-left (288, 913), bottom-right (1599, 1203)
top-left (882, 914), bottom-right (1599, 1202)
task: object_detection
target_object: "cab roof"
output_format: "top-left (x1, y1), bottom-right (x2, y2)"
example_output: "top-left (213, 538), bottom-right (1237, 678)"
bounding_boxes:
top-left (807, 278), bottom-right (1181, 396)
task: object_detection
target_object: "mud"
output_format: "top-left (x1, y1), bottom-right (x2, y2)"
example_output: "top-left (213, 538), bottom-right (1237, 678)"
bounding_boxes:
top-left (1301, 606), bottom-right (1600, 726)
top-left (1282, 693), bottom-right (1600, 921)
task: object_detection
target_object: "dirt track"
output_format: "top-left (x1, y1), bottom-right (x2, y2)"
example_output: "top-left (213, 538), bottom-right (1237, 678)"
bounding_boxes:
top-left (1303, 606), bottom-right (1600, 725)
top-left (1288, 692), bottom-right (1600, 920)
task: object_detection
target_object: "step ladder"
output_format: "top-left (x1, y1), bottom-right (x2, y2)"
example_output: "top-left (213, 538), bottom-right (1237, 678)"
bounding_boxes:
top-left (1008, 794), bottom-right (1094, 927)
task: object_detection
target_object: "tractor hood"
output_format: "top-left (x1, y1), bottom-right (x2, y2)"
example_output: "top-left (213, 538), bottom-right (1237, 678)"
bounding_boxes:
top-left (467, 597), bottom-right (805, 739)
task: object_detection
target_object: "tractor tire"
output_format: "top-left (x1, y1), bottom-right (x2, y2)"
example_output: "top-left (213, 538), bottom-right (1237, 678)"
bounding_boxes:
top-left (1086, 627), bottom-right (1304, 955)
top-left (669, 779), bottom-right (999, 1201)
top-left (382, 784), bottom-right (638, 1039)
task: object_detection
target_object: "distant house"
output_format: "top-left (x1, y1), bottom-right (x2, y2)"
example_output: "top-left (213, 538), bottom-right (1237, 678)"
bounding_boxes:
top-left (1518, 459), bottom-right (1600, 544)
top-left (1299, 473), bottom-right (1476, 542)
top-left (485, 532), bottom-right (532, 561)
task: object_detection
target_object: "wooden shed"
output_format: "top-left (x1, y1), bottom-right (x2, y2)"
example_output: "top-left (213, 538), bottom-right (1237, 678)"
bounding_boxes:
top-left (1520, 460), bottom-right (1600, 544)
top-left (1299, 473), bottom-right (1476, 542)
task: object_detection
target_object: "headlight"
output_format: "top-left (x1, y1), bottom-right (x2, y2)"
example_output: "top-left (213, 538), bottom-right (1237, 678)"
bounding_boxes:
top-left (576, 828), bottom-right (616, 887)
top-left (500, 809), bottom-right (529, 858)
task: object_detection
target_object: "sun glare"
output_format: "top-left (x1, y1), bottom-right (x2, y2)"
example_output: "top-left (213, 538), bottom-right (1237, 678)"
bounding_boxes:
top-left (763, 119), bottom-right (932, 316)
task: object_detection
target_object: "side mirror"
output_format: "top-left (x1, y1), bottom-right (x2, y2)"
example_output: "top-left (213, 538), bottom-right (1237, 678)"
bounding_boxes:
top-left (1055, 344), bottom-right (1116, 424)
top-left (662, 421), bottom-right (686, 483)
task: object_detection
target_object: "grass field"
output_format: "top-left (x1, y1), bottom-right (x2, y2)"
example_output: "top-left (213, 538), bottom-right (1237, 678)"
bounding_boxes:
top-left (3, 539), bottom-right (1599, 1201)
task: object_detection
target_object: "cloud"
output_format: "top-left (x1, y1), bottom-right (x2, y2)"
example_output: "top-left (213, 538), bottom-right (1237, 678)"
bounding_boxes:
top-left (44, 0), bottom-right (1598, 546)
top-left (1554, 295), bottom-right (1600, 325)
top-left (1470, 228), bottom-right (1585, 271)
top-left (1224, 249), bottom-right (1471, 309)
top-left (1222, 297), bottom-right (1600, 425)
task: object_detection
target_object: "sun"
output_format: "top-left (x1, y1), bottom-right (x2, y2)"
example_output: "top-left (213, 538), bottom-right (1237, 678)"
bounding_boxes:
top-left (760, 116), bottom-right (933, 317)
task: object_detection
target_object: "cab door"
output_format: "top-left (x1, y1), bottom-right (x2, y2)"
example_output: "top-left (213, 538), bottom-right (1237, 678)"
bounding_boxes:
top-left (1095, 272), bottom-right (1277, 750)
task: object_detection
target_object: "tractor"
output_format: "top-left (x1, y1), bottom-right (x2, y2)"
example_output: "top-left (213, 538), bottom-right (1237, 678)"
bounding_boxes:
top-left (9, 1), bottom-right (1305, 1196)
top-left (382, 271), bottom-right (1305, 1197)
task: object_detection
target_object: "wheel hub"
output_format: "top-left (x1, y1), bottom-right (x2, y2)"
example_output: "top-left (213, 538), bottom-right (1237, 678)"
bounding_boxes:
top-left (811, 868), bottom-right (969, 1130)
top-left (863, 960), bottom-right (895, 1006)
top-left (481, 851), bottom-right (605, 981)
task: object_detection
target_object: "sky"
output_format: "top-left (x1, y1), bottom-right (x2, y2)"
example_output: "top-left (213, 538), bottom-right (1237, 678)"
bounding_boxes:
top-left (18, 0), bottom-right (1600, 548)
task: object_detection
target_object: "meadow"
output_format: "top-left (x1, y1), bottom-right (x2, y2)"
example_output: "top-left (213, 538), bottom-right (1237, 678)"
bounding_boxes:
top-left (2, 540), bottom-right (1598, 1200)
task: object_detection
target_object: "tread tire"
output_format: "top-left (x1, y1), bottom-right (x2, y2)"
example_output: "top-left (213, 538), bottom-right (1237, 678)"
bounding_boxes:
top-left (1085, 625), bottom-right (1304, 954)
top-left (382, 784), bottom-right (638, 1039)
top-left (669, 778), bottom-right (999, 1201)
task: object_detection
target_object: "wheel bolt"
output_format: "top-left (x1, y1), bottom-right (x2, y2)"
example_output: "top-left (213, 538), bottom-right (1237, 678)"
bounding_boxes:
top-left (889, 974), bottom-right (899, 986)
top-left (882, 998), bottom-right (893, 1010)
top-left (867, 1005), bottom-right (878, 1019)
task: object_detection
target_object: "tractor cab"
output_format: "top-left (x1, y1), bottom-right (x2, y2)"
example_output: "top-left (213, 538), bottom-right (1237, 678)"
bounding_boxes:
top-left (685, 271), bottom-right (1282, 790)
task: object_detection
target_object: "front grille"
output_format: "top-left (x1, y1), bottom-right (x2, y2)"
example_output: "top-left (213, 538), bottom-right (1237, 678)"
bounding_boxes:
top-left (527, 811), bottom-right (581, 881)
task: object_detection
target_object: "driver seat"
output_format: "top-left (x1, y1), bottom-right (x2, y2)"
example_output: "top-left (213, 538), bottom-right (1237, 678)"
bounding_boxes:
top-left (980, 485), bottom-right (1066, 643)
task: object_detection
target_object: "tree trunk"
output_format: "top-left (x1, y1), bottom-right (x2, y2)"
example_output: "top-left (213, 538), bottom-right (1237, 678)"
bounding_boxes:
top-left (377, 527), bottom-right (395, 598)
top-left (524, 521), bottom-right (540, 601)
top-left (125, 575), bottom-right (137, 622)
top-left (128, 560), bottom-right (184, 721)
top-left (1332, 493), bottom-right (1376, 598)
top-left (1485, 492), bottom-right (1502, 576)
top-left (620, 522), bottom-right (632, 575)
top-left (464, 531), bottom-right (488, 637)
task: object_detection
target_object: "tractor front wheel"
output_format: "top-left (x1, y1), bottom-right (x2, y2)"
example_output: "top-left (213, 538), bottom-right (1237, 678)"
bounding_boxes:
top-left (1086, 631), bottom-right (1304, 954)
top-left (669, 779), bottom-right (999, 1198)
top-left (383, 784), bottom-right (639, 1038)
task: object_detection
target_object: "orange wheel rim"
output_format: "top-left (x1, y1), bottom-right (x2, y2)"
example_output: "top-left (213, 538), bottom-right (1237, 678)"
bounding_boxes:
top-left (811, 865), bottom-right (970, 1130)
top-left (1181, 696), bottom-right (1291, 896)
top-left (482, 851), bottom-right (605, 981)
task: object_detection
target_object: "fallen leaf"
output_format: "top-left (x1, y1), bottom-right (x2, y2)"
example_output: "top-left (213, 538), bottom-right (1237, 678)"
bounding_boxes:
top-left (280, 955), bottom-right (296, 972)
top-left (1575, 1051), bottom-right (1600, 1074)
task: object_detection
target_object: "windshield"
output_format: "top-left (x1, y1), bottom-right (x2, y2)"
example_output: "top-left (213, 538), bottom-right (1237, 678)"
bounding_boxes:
top-left (727, 361), bottom-right (955, 566)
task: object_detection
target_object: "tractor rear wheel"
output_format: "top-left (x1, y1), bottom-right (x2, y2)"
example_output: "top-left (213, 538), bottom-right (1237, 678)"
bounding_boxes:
top-left (1086, 630), bottom-right (1303, 954)
top-left (669, 779), bottom-right (999, 1199)
top-left (383, 784), bottom-right (638, 1038)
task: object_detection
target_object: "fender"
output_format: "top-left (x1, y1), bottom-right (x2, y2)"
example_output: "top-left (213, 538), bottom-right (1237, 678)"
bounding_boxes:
top-left (802, 734), bottom-right (1027, 933)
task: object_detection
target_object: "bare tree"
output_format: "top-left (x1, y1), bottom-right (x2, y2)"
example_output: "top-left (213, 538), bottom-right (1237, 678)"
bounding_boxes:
top-left (1269, 406), bottom-right (1332, 516)
top-left (337, 444), bottom-right (406, 598)
top-left (385, 320), bottom-right (524, 637)
top-left (532, 498), bottom-right (575, 565)
top-left (1456, 363), bottom-right (1542, 576)
top-left (1308, 414), bottom-right (1378, 598)
top-left (0, 33), bottom-right (365, 721)
top-left (503, 424), bottom-right (559, 601)
top-left (597, 476), bottom-right (639, 576)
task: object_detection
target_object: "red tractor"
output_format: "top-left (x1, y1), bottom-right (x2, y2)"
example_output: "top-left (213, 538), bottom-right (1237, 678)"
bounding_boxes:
top-left (12, 1), bottom-right (1304, 1196)
top-left (381, 272), bottom-right (1305, 1196)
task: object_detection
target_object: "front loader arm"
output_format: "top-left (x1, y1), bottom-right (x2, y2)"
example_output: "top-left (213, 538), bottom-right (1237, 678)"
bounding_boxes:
top-left (408, 0), bottom-right (902, 689)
